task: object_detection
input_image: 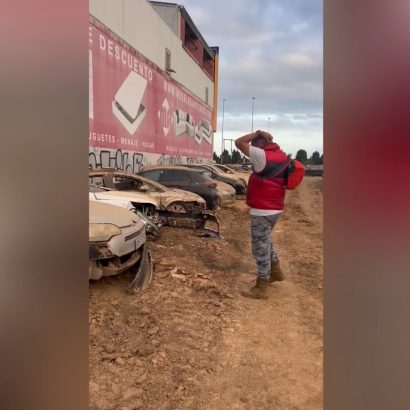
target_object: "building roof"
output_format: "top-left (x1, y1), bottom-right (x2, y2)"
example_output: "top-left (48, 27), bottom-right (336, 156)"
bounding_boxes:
top-left (149, 1), bottom-right (215, 58)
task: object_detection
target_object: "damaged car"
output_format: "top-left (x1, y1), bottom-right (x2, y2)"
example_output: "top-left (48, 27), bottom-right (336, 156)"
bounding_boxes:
top-left (213, 163), bottom-right (250, 184)
top-left (180, 164), bottom-right (247, 195)
top-left (89, 201), bottom-right (152, 291)
top-left (89, 169), bottom-right (206, 213)
top-left (91, 171), bottom-right (220, 238)
top-left (89, 184), bottom-right (161, 237)
top-left (139, 166), bottom-right (220, 210)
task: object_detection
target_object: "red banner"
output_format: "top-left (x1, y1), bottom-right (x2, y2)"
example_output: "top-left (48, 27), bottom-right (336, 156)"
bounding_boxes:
top-left (89, 19), bottom-right (214, 159)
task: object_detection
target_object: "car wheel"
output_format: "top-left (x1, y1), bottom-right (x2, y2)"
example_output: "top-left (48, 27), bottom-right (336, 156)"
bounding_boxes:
top-left (167, 202), bottom-right (188, 213)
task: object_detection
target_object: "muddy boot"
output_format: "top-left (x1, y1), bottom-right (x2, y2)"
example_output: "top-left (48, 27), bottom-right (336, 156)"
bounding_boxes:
top-left (268, 259), bottom-right (285, 283)
top-left (241, 277), bottom-right (270, 300)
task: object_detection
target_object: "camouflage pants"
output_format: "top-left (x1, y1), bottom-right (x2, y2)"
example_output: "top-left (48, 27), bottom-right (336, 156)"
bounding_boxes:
top-left (251, 214), bottom-right (281, 278)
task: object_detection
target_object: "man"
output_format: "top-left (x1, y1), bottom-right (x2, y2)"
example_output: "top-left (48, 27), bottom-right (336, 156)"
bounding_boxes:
top-left (235, 130), bottom-right (288, 299)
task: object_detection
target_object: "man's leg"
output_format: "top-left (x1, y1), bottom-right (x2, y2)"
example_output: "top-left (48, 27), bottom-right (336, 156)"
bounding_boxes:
top-left (240, 216), bottom-right (272, 299)
top-left (266, 213), bottom-right (285, 282)
top-left (266, 213), bottom-right (281, 263)
top-left (251, 216), bottom-right (273, 279)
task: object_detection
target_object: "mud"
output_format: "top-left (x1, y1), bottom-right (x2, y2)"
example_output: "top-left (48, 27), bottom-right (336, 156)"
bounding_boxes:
top-left (89, 177), bottom-right (323, 409)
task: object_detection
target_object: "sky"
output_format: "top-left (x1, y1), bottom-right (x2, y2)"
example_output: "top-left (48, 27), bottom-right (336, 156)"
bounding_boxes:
top-left (180, 0), bottom-right (323, 157)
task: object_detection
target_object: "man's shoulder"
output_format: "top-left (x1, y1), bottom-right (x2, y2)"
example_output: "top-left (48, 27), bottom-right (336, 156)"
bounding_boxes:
top-left (249, 146), bottom-right (266, 171)
top-left (249, 145), bottom-right (265, 155)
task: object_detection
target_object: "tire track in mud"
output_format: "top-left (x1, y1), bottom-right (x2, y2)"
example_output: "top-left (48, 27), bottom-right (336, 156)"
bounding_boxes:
top-left (194, 177), bottom-right (323, 410)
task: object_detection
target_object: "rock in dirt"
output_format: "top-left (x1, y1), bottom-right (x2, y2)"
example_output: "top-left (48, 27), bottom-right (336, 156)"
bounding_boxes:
top-left (171, 272), bottom-right (186, 281)
top-left (104, 344), bottom-right (116, 354)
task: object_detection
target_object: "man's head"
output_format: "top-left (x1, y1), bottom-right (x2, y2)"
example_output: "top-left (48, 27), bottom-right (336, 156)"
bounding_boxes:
top-left (251, 131), bottom-right (272, 148)
top-left (251, 136), bottom-right (268, 148)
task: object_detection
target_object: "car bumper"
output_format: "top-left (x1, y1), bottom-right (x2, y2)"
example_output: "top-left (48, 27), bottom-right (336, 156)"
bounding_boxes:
top-left (89, 224), bottom-right (146, 280)
top-left (89, 247), bottom-right (142, 280)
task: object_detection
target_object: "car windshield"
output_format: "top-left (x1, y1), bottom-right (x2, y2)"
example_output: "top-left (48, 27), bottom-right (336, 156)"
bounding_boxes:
top-left (219, 165), bottom-right (234, 173)
top-left (197, 171), bottom-right (214, 182)
top-left (209, 165), bottom-right (224, 174)
top-left (112, 174), bottom-right (167, 192)
top-left (134, 174), bottom-right (168, 191)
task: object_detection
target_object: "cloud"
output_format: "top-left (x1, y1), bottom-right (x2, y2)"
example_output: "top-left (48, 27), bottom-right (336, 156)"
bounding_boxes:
top-left (174, 0), bottom-right (323, 152)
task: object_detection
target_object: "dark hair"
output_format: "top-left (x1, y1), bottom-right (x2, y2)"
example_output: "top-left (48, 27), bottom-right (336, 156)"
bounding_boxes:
top-left (251, 136), bottom-right (269, 148)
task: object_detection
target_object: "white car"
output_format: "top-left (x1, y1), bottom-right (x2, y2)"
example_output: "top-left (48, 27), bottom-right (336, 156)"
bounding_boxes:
top-left (89, 201), bottom-right (146, 280)
top-left (89, 186), bottom-right (160, 237)
top-left (89, 186), bottom-right (159, 215)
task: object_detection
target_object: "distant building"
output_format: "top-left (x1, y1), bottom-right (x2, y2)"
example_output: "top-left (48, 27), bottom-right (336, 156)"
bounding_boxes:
top-left (89, 0), bottom-right (219, 173)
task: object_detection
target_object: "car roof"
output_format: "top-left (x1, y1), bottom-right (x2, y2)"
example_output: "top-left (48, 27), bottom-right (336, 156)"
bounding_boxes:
top-left (89, 169), bottom-right (169, 190)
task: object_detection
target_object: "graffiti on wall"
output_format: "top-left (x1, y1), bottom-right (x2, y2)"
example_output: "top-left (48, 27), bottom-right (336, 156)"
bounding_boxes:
top-left (89, 149), bottom-right (144, 174)
top-left (156, 154), bottom-right (183, 166)
top-left (187, 157), bottom-right (202, 164)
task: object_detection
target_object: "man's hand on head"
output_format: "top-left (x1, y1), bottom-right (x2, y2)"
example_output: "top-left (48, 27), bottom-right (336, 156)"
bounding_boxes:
top-left (256, 130), bottom-right (273, 143)
top-left (235, 130), bottom-right (272, 157)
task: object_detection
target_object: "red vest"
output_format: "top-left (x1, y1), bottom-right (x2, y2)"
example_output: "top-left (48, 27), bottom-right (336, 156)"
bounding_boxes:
top-left (246, 143), bottom-right (288, 210)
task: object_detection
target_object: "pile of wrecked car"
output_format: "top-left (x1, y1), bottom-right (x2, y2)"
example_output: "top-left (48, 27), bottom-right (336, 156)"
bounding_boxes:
top-left (88, 165), bottom-right (248, 291)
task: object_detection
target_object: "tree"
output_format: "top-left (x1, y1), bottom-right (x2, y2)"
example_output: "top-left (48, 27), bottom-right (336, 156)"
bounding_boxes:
top-left (295, 149), bottom-right (308, 165)
top-left (213, 152), bottom-right (221, 163)
top-left (311, 151), bottom-right (321, 165)
top-left (320, 154), bottom-right (324, 164)
top-left (221, 149), bottom-right (232, 164)
top-left (231, 149), bottom-right (242, 164)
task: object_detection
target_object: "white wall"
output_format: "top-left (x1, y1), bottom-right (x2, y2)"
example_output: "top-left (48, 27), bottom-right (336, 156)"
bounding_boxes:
top-left (89, 0), bottom-right (214, 107)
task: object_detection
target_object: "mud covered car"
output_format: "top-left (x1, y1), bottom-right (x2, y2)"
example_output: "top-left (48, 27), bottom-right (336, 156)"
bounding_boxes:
top-left (89, 170), bottom-right (206, 213)
top-left (140, 166), bottom-right (219, 210)
top-left (89, 201), bottom-right (146, 280)
top-left (181, 164), bottom-right (246, 194)
top-left (213, 163), bottom-right (250, 184)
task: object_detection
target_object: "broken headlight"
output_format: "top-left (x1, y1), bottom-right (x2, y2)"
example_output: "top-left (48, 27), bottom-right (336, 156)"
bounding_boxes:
top-left (89, 223), bottom-right (121, 242)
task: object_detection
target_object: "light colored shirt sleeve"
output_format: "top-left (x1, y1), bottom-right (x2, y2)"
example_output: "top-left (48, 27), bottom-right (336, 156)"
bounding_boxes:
top-left (249, 145), bottom-right (266, 173)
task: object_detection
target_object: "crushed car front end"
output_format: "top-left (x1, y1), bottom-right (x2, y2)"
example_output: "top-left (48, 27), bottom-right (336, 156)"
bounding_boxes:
top-left (89, 202), bottom-right (146, 280)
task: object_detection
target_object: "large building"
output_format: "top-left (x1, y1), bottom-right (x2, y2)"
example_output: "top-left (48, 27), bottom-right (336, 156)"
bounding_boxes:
top-left (89, 0), bottom-right (219, 173)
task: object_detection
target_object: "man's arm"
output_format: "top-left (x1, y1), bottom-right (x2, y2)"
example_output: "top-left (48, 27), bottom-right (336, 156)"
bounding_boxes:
top-left (235, 130), bottom-right (272, 157)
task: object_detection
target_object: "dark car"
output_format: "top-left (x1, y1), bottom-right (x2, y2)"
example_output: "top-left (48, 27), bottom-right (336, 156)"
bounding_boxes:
top-left (139, 166), bottom-right (219, 210)
top-left (304, 165), bottom-right (324, 177)
top-left (180, 164), bottom-right (246, 194)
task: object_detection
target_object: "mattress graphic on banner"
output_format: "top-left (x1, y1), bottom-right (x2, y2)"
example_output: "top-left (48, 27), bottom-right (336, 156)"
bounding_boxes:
top-left (88, 17), bottom-right (214, 166)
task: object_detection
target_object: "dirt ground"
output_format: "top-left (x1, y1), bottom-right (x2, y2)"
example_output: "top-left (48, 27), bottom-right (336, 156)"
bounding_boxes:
top-left (89, 177), bottom-right (323, 410)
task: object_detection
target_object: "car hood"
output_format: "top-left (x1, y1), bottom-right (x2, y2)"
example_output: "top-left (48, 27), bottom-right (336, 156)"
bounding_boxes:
top-left (221, 172), bottom-right (248, 183)
top-left (89, 201), bottom-right (142, 228)
top-left (166, 188), bottom-right (206, 202)
top-left (90, 190), bottom-right (159, 207)
top-left (89, 195), bottom-right (134, 211)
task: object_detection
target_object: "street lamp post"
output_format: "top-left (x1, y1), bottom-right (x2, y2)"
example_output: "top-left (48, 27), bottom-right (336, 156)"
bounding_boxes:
top-left (251, 97), bottom-right (256, 132)
top-left (268, 117), bottom-right (271, 132)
